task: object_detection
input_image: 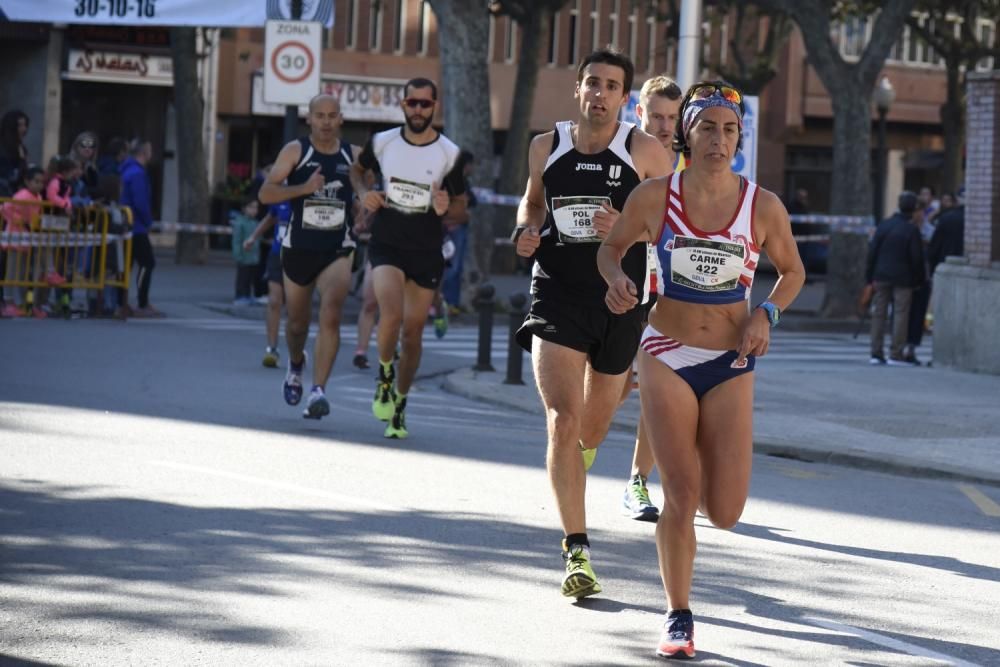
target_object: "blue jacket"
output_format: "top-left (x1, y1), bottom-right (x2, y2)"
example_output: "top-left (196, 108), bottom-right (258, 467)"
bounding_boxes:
top-left (120, 157), bottom-right (152, 234)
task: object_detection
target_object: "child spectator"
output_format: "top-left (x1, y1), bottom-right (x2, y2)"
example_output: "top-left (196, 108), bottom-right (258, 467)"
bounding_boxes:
top-left (95, 173), bottom-right (129, 318)
top-left (46, 156), bottom-right (79, 213)
top-left (2, 166), bottom-right (48, 317)
top-left (230, 197), bottom-right (261, 305)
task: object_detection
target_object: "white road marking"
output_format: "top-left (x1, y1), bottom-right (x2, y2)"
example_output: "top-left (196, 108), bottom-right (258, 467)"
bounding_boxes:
top-left (957, 483), bottom-right (1000, 518)
top-left (804, 617), bottom-right (979, 666)
top-left (148, 460), bottom-right (407, 513)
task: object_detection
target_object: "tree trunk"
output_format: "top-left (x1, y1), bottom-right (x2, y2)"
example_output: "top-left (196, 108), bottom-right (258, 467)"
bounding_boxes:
top-left (940, 56), bottom-right (964, 196)
top-left (429, 0), bottom-right (495, 298)
top-left (170, 27), bottom-right (211, 265)
top-left (821, 79), bottom-right (874, 318)
top-left (498, 9), bottom-right (548, 196)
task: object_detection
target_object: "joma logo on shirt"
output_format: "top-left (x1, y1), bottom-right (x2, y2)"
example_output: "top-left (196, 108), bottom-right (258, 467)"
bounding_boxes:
top-left (575, 163), bottom-right (602, 172)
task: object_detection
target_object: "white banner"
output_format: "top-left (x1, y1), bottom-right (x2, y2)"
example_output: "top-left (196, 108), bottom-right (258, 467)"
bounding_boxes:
top-left (65, 48), bottom-right (173, 86)
top-left (731, 95), bottom-right (758, 181)
top-left (252, 72), bottom-right (406, 123)
top-left (0, 0), bottom-right (333, 27)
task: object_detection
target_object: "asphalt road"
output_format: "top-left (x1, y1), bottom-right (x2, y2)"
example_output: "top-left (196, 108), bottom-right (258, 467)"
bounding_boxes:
top-left (1, 314), bottom-right (998, 666)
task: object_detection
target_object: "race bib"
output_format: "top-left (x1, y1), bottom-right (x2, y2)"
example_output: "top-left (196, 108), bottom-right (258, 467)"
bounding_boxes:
top-left (302, 199), bottom-right (345, 230)
top-left (387, 177), bottom-right (432, 214)
top-left (669, 235), bottom-right (744, 291)
top-left (550, 196), bottom-right (611, 243)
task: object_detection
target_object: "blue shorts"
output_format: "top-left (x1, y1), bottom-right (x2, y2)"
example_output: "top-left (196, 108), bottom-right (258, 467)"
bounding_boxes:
top-left (640, 325), bottom-right (755, 400)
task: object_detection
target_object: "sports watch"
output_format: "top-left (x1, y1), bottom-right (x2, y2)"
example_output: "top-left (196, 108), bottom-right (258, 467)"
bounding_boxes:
top-left (757, 301), bottom-right (781, 327)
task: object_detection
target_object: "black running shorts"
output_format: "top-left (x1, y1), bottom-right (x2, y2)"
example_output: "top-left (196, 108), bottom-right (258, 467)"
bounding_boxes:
top-left (515, 290), bottom-right (644, 375)
top-left (265, 252), bottom-right (283, 285)
top-left (367, 241), bottom-right (444, 290)
top-left (281, 246), bottom-right (353, 286)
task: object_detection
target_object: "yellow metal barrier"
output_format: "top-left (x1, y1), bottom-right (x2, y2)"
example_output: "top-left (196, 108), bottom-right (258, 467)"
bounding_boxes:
top-left (1, 199), bottom-right (134, 317)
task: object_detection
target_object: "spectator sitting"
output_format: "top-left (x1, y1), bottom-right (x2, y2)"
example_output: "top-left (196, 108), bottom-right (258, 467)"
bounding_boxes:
top-left (230, 197), bottom-right (261, 306)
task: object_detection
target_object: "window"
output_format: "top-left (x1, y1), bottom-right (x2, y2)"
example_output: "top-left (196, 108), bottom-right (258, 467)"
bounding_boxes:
top-left (416, 1), bottom-right (430, 55)
top-left (568, 0), bottom-right (579, 65)
top-left (505, 17), bottom-right (518, 62)
top-left (608, 0), bottom-right (620, 50)
top-left (978, 19), bottom-right (996, 70)
top-left (589, 0), bottom-right (599, 54)
top-left (345, 0), bottom-right (358, 49)
top-left (369, 1), bottom-right (382, 52)
top-left (547, 10), bottom-right (559, 65)
top-left (646, 14), bottom-right (656, 72)
top-left (393, 0), bottom-right (405, 53)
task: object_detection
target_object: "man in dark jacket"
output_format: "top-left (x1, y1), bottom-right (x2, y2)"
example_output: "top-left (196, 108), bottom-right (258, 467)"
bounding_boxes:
top-left (928, 198), bottom-right (964, 276)
top-left (120, 138), bottom-right (162, 317)
top-left (866, 191), bottom-right (926, 365)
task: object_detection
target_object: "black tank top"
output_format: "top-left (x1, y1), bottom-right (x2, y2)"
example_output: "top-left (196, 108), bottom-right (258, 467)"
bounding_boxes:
top-left (534, 121), bottom-right (646, 305)
top-left (284, 137), bottom-right (356, 252)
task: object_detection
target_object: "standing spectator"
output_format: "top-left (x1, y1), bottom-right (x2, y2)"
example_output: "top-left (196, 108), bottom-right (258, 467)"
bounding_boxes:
top-left (98, 137), bottom-right (128, 176)
top-left (69, 132), bottom-right (100, 206)
top-left (2, 166), bottom-right (47, 318)
top-left (120, 138), bottom-right (162, 317)
top-left (928, 189), bottom-right (965, 276)
top-left (787, 187), bottom-right (810, 215)
top-left (905, 191), bottom-right (955, 364)
top-left (866, 191), bottom-right (926, 366)
top-left (440, 150), bottom-right (475, 313)
top-left (0, 110), bottom-right (30, 196)
top-left (230, 197), bottom-right (262, 305)
top-left (45, 156), bottom-right (79, 213)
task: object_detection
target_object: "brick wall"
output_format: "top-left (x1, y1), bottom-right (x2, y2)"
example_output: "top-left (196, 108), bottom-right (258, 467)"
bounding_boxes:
top-left (965, 72), bottom-right (1000, 268)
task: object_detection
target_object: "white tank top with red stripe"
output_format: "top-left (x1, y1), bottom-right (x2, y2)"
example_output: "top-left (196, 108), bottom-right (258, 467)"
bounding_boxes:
top-left (655, 171), bottom-right (760, 305)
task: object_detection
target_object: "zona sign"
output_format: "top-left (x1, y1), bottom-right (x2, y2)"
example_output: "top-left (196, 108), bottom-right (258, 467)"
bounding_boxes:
top-left (263, 20), bottom-right (321, 106)
top-left (271, 41), bottom-right (315, 84)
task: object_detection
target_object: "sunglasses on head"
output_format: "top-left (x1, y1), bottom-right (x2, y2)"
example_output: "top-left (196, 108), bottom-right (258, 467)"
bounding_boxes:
top-left (690, 84), bottom-right (743, 106)
top-left (404, 98), bottom-right (435, 110)
top-left (80, 140), bottom-right (95, 148)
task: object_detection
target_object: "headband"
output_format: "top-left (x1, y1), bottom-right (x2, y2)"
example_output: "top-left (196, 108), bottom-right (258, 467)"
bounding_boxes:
top-left (681, 95), bottom-right (743, 139)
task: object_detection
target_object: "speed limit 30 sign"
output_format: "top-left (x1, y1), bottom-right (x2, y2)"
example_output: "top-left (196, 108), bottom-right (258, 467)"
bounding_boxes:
top-left (264, 20), bottom-right (322, 105)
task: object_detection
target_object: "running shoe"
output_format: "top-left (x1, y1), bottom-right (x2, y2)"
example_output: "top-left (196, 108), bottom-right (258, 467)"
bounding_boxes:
top-left (2, 303), bottom-right (22, 318)
top-left (869, 354), bottom-right (887, 365)
top-left (283, 353), bottom-right (307, 406)
top-left (303, 387), bottom-right (330, 419)
top-left (262, 346), bottom-right (280, 368)
top-left (353, 353), bottom-right (369, 370)
top-left (384, 395), bottom-right (408, 439)
top-left (561, 542), bottom-right (601, 599)
top-left (656, 610), bottom-right (695, 659)
top-left (622, 474), bottom-right (659, 522)
top-left (887, 356), bottom-right (916, 367)
top-left (372, 363), bottom-right (396, 421)
top-left (579, 441), bottom-right (597, 472)
top-left (433, 310), bottom-right (448, 339)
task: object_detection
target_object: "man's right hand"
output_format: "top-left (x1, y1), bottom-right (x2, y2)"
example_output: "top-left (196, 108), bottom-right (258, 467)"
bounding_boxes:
top-left (605, 275), bottom-right (638, 314)
top-left (304, 167), bottom-right (324, 194)
top-left (515, 226), bottom-right (541, 257)
top-left (363, 190), bottom-right (386, 212)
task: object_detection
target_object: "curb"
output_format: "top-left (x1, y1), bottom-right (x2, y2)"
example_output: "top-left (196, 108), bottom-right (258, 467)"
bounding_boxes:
top-left (440, 370), bottom-right (1000, 489)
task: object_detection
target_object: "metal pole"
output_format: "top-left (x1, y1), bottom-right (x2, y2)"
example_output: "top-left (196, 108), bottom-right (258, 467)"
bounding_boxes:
top-left (504, 293), bottom-right (528, 385)
top-left (474, 283), bottom-right (496, 372)
top-left (876, 107), bottom-right (887, 221)
top-left (675, 0), bottom-right (703, 91)
top-left (283, 0), bottom-right (304, 143)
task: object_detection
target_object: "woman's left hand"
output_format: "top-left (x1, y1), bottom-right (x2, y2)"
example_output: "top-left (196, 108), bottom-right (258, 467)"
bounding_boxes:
top-left (736, 308), bottom-right (771, 366)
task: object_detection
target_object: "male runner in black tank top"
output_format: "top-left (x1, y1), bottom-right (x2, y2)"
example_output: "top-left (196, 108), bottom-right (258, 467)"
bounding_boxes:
top-left (513, 49), bottom-right (672, 600)
top-left (350, 77), bottom-right (465, 440)
top-left (259, 94), bottom-right (361, 420)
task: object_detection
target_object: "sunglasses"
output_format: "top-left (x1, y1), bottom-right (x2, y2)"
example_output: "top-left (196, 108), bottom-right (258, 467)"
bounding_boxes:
top-left (404, 98), bottom-right (435, 110)
top-left (690, 84), bottom-right (743, 106)
top-left (79, 140), bottom-right (95, 148)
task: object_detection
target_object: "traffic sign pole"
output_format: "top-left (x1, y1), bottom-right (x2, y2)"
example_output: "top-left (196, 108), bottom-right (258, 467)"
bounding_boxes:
top-left (284, 0), bottom-right (304, 143)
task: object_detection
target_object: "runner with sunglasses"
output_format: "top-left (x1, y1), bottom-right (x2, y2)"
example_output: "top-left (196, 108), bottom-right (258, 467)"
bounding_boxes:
top-left (598, 80), bottom-right (805, 658)
top-left (513, 48), bottom-right (672, 600)
top-left (350, 77), bottom-right (465, 439)
top-left (259, 94), bottom-right (360, 420)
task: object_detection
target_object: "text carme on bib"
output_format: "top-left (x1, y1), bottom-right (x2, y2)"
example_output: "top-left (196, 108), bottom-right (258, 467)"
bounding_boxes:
top-left (551, 196), bottom-right (611, 243)
top-left (670, 235), bottom-right (744, 291)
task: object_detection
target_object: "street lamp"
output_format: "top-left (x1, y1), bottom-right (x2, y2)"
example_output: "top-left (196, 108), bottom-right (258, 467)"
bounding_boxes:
top-left (873, 76), bottom-right (896, 221)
